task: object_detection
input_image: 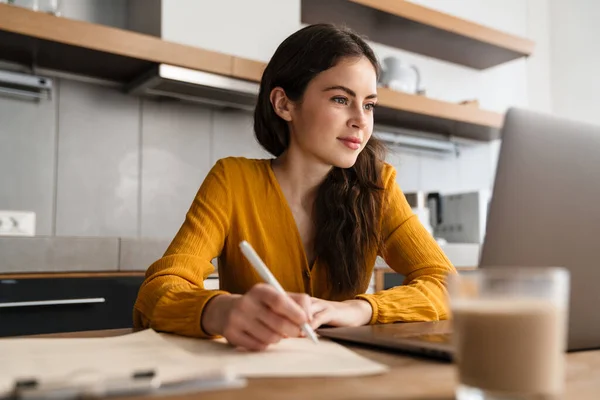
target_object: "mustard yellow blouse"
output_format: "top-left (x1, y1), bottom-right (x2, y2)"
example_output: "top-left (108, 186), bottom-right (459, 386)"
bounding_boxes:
top-left (133, 157), bottom-right (456, 338)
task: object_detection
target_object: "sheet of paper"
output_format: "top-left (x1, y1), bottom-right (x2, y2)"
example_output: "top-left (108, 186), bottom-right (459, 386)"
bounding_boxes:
top-left (0, 330), bottom-right (224, 397)
top-left (0, 329), bottom-right (388, 397)
top-left (161, 334), bottom-right (389, 378)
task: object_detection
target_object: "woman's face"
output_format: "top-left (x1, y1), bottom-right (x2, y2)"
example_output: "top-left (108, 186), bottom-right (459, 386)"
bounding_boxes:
top-left (287, 56), bottom-right (378, 169)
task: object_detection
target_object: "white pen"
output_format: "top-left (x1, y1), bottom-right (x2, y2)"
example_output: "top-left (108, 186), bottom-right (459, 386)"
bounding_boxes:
top-left (239, 240), bottom-right (319, 345)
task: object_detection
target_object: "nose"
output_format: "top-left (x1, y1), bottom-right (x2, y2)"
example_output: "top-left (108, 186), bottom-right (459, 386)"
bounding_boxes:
top-left (348, 105), bottom-right (369, 130)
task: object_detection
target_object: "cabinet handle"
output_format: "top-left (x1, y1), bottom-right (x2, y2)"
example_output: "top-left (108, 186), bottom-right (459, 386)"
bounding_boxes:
top-left (0, 298), bottom-right (106, 308)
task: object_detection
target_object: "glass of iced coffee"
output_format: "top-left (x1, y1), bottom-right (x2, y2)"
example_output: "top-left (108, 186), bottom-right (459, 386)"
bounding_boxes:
top-left (447, 267), bottom-right (570, 400)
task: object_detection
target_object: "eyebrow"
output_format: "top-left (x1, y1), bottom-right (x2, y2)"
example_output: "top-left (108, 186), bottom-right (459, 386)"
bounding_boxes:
top-left (323, 85), bottom-right (378, 100)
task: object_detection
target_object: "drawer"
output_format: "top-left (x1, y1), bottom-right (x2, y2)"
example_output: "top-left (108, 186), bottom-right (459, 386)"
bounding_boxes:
top-left (0, 276), bottom-right (144, 337)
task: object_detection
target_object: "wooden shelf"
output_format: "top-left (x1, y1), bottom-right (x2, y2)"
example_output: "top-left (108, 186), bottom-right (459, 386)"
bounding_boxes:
top-left (376, 88), bottom-right (502, 140)
top-left (0, 3), bottom-right (232, 82)
top-left (0, 4), bottom-right (502, 141)
top-left (232, 56), bottom-right (266, 82)
top-left (301, 0), bottom-right (535, 69)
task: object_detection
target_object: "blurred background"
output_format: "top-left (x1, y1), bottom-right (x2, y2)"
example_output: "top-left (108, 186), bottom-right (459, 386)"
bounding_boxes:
top-left (0, 0), bottom-right (596, 334)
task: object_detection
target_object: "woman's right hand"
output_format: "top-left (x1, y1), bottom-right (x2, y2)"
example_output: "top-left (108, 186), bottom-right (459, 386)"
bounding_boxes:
top-left (201, 283), bottom-right (312, 351)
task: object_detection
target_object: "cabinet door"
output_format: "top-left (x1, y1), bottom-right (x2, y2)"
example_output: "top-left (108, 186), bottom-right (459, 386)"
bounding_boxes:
top-left (0, 276), bottom-right (144, 337)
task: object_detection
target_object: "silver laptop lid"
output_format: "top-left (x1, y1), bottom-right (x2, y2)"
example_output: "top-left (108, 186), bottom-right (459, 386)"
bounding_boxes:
top-left (480, 107), bottom-right (600, 351)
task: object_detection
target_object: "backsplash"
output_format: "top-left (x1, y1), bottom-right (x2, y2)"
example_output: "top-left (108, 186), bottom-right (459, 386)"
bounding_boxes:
top-left (0, 236), bottom-right (160, 273)
top-left (0, 236), bottom-right (222, 273)
top-left (1, 76), bottom-right (495, 242)
top-left (1, 78), bottom-right (269, 239)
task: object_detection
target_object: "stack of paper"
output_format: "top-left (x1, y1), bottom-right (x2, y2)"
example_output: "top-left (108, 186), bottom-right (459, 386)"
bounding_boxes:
top-left (0, 329), bottom-right (388, 397)
top-left (0, 330), bottom-right (239, 397)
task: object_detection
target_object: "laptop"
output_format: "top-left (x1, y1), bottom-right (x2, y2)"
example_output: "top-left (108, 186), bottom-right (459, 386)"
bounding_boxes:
top-left (317, 108), bottom-right (600, 360)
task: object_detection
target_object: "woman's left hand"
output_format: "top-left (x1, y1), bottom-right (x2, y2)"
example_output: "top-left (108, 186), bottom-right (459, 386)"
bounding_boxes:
top-left (308, 298), bottom-right (373, 330)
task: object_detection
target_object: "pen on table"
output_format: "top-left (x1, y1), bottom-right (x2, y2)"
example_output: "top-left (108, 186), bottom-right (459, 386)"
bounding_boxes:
top-left (239, 240), bottom-right (319, 345)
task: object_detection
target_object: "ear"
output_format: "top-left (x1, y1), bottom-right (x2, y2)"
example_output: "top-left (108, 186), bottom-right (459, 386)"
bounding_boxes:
top-left (269, 87), bottom-right (293, 122)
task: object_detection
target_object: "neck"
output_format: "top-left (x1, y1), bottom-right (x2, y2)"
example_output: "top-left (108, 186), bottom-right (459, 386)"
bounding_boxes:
top-left (271, 147), bottom-right (332, 209)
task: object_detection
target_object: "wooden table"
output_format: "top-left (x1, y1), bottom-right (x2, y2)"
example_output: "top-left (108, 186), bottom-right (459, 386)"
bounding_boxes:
top-left (30, 328), bottom-right (600, 400)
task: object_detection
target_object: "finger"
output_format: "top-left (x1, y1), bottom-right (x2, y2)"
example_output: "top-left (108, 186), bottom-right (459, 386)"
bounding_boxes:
top-left (288, 292), bottom-right (313, 321)
top-left (240, 288), bottom-right (299, 337)
top-left (254, 284), bottom-right (308, 325)
top-left (257, 309), bottom-right (303, 338)
top-left (231, 294), bottom-right (286, 342)
top-left (226, 329), bottom-right (267, 352)
top-left (243, 317), bottom-right (283, 345)
top-left (310, 310), bottom-right (331, 330)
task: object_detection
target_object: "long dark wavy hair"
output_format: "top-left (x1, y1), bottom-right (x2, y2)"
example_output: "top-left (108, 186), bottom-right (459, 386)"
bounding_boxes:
top-left (254, 24), bottom-right (387, 298)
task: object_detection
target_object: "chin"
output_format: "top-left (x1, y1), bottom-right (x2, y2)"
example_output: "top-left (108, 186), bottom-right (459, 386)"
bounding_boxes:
top-left (326, 153), bottom-right (360, 169)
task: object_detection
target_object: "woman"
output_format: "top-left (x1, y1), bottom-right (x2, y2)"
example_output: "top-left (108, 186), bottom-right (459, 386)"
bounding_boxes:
top-left (134, 23), bottom-right (456, 351)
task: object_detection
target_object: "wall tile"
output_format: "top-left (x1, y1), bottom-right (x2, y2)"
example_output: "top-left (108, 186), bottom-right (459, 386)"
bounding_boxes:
top-left (385, 148), bottom-right (421, 193)
top-left (456, 143), bottom-right (494, 192)
top-left (0, 236), bottom-right (119, 273)
top-left (420, 152), bottom-right (460, 193)
top-left (140, 99), bottom-right (212, 239)
top-left (0, 88), bottom-right (56, 235)
top-left (118, 237), bottom-right (170, 271)
top-left (211, 108), bottom-right (271, 164)
top-left (119, 238), bottom-right (219, 272)
top-left (55, 80), bottom-right (139, 237)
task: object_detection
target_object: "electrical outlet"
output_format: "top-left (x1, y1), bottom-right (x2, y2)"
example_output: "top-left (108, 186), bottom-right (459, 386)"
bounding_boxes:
top-left (0, 211), bottom-right (36, 236)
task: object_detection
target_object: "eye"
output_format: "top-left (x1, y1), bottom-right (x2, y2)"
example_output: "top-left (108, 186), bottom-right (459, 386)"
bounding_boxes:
top-left (332, 96), bottom-right (348, 105)
top-left (364, 103), bottom-right (377, 111)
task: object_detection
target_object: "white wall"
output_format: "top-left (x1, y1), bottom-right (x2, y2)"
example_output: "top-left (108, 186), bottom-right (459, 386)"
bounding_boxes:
top-left (526, 0), bottom-right (553, 114)
top-left (161, 0), bottom-right (301, 62)
top-left (548, 0), bottom-right (600, 125)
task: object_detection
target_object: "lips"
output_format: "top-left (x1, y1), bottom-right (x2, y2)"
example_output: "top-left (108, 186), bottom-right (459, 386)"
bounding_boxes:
top-left (338, 136), bottom-right (362, 150)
